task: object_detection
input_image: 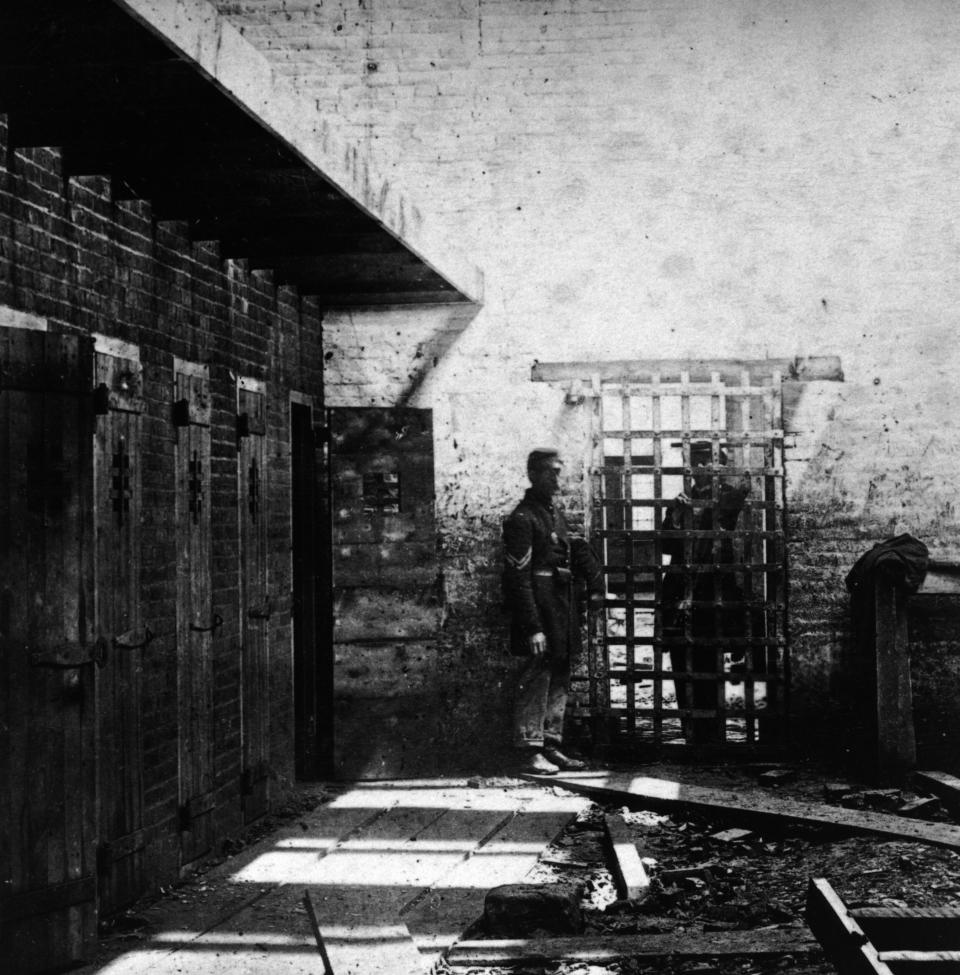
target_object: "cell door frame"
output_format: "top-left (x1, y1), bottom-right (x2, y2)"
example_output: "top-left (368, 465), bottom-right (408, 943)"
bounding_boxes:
top-left (290, 392), bottom-right (333, 779)
top-left (589, 366), bottom-right (789, 757)
top-left (91, 332), bottom-right (148, 916)
top-left (172, 357), bottom-right (215, 865)
top-left (0, 323), bottom-right (99, 973)
top-left (237, 375), bottom-right (269, 820)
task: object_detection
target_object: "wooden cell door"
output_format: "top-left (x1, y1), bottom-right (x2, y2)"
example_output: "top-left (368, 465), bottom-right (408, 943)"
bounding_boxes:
top-left (93, 340), bottom-right (146, 915)
top-left (173, 359), bottom-right (215, 865)
top-left (0, 328), bottom-right (98, 973)
top-left (328, 407), bottom-right (441, 778)
top-left (237, 380), bottom-right (269, 820)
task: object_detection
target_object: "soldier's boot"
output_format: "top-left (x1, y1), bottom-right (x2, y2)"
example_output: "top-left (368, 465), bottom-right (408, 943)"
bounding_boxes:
top-left (520, 750), bottom-right (559, 775)
top-left (542, 746), bottom-right (586, 771)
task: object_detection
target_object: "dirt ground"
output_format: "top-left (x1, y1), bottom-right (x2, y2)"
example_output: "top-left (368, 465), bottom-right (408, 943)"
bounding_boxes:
top-left (447, 761), bottom-right (960, 975)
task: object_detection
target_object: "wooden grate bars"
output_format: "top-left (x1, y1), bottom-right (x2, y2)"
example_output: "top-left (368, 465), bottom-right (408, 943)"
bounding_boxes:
top-left (588, 370), bottom-right (787, 751)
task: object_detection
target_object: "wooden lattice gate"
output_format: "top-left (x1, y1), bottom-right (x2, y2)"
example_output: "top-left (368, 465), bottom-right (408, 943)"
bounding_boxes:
top-left (588, 367), bottom-right (788, 755)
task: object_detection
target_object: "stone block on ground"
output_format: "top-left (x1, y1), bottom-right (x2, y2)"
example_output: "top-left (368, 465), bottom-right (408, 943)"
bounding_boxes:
top-left (758, 768), bottom-right (797, 786)
top-left (897, 796), bottom-right (941, 818)
top-left (483, 883), bottom-right (583, 937)
top-left (710, 828), bottom-right (754, 843)
top-left (823, 782), bottom-right (855, 801)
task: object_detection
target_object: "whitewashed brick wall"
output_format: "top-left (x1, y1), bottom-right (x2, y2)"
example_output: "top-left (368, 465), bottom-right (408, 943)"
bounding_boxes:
top-left (221, 0), bottom-right (960, 767)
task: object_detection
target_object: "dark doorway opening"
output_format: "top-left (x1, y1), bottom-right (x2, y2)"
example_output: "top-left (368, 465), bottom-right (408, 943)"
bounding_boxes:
top-left (291, 400), bottom-right (333, 779)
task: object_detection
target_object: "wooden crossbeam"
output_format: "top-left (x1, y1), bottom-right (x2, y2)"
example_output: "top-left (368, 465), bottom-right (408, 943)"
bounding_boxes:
top-left (807, 879), bottom-right (960, 975)
top-left (445, 929), bottom-right (820, 967)
top-left (915, 771), bottom-right (960, 817)
top-left (805, 878), bottom-right (895, 975)
top-left (603, 814), bottom-right (649, 900)
top-left (853, 906), bottom-right (960, 951)
top-left (535, 773), bottom-right (960, 852)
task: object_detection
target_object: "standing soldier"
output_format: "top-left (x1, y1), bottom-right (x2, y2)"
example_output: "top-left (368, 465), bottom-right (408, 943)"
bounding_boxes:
top-left (503, 448), bottom-right (605, 774)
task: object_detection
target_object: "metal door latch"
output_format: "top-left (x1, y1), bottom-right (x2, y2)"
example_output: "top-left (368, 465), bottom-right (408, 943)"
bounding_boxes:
top-left (113, 625), bottom-right (154, 651)
top-left (190, 613), bottom-right (224, 633)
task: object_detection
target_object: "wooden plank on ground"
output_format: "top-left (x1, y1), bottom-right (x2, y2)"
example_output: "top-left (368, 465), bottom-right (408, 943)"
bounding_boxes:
top-left (532, 773), bottom-right (960, 851)
top-left (604, 814), bottom-right (649, 900)
top-left (875, 950), bottom-right (960, 975)
top-left (445, 928), bottom-right (821, 967)
top-left (915, 771), bottom-right (960, 817)
top-left (805, 877), bottom-right (894, 975)
top-left (852, 906), bottom-right (960, 951)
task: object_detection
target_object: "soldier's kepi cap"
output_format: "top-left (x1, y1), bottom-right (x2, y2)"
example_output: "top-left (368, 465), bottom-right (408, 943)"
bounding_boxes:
top-left (527, 447), bottom-right (563, 473)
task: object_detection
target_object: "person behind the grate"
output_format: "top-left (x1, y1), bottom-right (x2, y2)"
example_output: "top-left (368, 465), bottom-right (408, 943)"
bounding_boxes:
top-left (661, 440), bottom-right (751, 745)
top-left (503, 447), bottom-right (606, 775)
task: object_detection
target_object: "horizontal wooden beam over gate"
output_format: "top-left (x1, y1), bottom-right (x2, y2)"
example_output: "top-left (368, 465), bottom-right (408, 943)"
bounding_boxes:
top-left (531, 356), bottom-right (844, 384)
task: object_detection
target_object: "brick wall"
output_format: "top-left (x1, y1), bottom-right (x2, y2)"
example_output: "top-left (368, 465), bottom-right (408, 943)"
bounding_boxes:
top-left (224, 1), bottom-right (960, 770)
top-left (0, 115), bottom-right (323, 898)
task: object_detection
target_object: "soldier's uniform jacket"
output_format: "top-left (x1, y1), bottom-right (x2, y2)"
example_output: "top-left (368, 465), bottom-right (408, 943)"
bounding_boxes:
top-left (502, 489), bottom-right (604, 657)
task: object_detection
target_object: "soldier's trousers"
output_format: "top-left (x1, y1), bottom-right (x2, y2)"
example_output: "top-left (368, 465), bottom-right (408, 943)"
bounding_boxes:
top-left (512, 652), bottom-right (569, 748)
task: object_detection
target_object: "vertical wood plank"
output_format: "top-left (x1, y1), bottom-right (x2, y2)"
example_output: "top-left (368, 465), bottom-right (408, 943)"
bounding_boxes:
top-left (94, 349), bottom-right (145, 914)
top-left (875, 576), bottom-right (917, 784)
top-left (239, 383), bottom-right (269, 822)
top-left (0, 330), bottom-right (97, 973)
top-left (174, 360), bottom-right (214, 865)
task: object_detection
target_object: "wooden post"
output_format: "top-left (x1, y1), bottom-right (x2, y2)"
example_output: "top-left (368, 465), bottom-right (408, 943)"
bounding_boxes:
top-left (874, 574), bottom-right (916, 784)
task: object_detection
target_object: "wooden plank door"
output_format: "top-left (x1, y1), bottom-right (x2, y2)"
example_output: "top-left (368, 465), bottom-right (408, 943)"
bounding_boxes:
top-left (291, 399), bottom-right (332, 779)
top-left (173, 359), bottom-right (215, 865)
top-left (0, 328), bottom-right (98, 973)
top-left (92, 339), bottom-right (146, 916)
top-left (237, 380), bottom-right (269, 821)
top-left (328, 407), bottom-right (441, 778)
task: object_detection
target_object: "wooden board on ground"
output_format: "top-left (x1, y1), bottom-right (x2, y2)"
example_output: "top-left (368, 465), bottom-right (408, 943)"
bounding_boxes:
top-left (604, 814), bottom-right (650, 900)
top-left (533, 772), bottom-right (960, 851)
top-left (805, 877), bottom-right (896, 975)
top-left (446, 928), bottom-right (821, 966)
top-left (915, 771), bottom-right (960, 816)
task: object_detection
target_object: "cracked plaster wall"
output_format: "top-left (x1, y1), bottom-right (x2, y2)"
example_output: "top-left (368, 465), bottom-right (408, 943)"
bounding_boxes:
top-left (222, 0), bottom-right (960, 769)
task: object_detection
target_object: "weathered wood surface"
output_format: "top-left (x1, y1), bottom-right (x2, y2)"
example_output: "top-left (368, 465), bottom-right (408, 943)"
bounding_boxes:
top-left (94, 347), bottom-right (146, 916)
top-left (531, 356), bottom-right (843, 384)
top-left (1, 331), bottom-right (98, 972)
top-left (875, 574), bottom-right (917, 783)
top-left (534, 772), bottom-right (960, 851)
top-left (174, 360), bottom-right (215, 866)
top-left (239, 384), bottom-right (270, 824)
top-left (805, 878), bottom-right (895, 975)
top-left (852, 906), bottom-right (960, 951)
top-left (915, 771), bottom-right (960, 817)
top-left (604, 814), bottom-right (650, 900)
top-left (446, 928), bottom-right (821, 966)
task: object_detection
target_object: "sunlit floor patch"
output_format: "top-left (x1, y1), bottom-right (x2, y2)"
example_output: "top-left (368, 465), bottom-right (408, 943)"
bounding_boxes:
top-left (82, 781), bottom-right (586, 975)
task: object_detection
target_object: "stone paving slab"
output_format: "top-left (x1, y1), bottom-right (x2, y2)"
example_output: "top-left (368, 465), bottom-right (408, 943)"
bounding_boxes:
top-left (78, 780), bottom-right (587, 974)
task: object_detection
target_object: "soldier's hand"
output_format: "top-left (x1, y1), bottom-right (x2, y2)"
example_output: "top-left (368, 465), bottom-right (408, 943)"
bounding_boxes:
top-left (529, 632), bottom-right (547, 657)
top-left (674, 492), bottom-right (692, 507)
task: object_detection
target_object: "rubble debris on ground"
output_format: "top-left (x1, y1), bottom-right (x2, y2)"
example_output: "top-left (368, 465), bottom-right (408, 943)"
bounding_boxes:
top-left (459, 764), bottom-right (960, 975)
